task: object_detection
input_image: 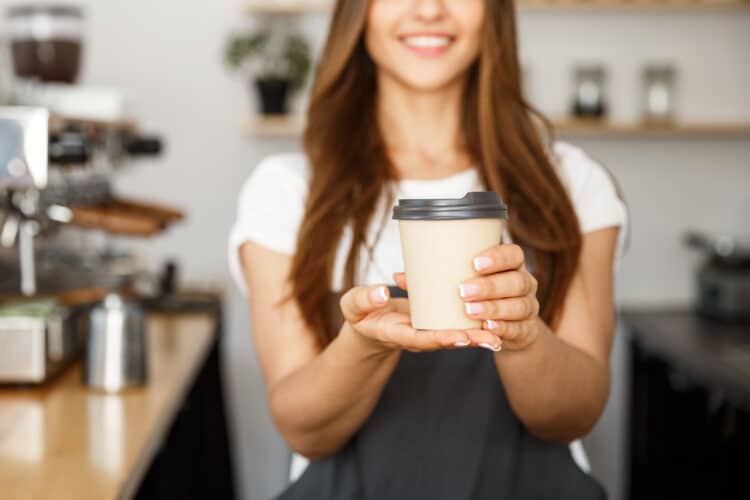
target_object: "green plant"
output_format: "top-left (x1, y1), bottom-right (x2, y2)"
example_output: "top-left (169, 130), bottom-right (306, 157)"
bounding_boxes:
top-left (225, 24), bottom-right (312, 92)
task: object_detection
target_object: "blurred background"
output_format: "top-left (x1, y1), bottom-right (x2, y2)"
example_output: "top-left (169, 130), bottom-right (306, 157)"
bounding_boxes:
top-left (0, 1), bottom-right (748, 499)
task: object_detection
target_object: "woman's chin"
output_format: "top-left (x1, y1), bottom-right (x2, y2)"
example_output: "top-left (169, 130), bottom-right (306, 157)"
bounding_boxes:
top-left (386, 70), bottom-right (467, 95)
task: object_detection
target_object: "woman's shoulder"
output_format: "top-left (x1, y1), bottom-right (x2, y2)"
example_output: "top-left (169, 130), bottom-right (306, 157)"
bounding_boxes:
top-left (552, 141), bottom-right (620, 205)
top-left (551, 141), bottom-right (628, 238)
top-left (229, 153), bottom-right (312, 292)
top-left (236, 152), bottom-right (311, 222)
top-left (244, 152), bottom-right (311, 192)
top-left (552, 141), bottom-right (609, 193)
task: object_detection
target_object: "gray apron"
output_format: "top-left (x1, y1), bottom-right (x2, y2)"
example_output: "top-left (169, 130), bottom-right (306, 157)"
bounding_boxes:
top-left (275, 288), bottom-right (606, 500)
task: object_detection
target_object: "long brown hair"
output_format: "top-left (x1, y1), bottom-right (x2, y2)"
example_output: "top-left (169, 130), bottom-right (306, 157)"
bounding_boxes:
top-left (290, 0), bottom-right (582, 346)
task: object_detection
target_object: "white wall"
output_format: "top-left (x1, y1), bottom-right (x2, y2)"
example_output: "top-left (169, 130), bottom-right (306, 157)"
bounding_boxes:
top-left (1, 3), bottom-right (748, 499)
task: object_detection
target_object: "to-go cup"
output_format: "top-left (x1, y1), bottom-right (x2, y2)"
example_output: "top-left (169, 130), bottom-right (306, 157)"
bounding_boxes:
top-left (393, 192), bottom-right (508, 330)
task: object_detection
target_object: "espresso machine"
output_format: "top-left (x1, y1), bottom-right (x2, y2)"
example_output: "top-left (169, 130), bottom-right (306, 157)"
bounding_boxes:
top-left (0, 107), bottom-right (47, 296)
top-left (0, 3), bottom-right (184, 384)
top-left (0, 106), bottom-right (178, 384)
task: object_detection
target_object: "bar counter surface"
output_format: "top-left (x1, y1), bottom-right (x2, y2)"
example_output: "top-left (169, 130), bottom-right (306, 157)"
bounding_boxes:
top-left (622, 308), bottom-right (750, 411)
top-left (0, 313), bottom-right (216, 500)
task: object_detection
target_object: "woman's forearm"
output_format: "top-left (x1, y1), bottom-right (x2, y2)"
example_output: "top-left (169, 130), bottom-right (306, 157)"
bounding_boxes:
top-left (494, 319), bottom-right (610, 443)
top-left (269, 323), bottom-right (401, 460)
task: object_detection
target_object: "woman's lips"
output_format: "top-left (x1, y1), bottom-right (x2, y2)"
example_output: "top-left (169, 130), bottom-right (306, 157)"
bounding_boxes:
top-left (400, 34), bottom-right (454, 57)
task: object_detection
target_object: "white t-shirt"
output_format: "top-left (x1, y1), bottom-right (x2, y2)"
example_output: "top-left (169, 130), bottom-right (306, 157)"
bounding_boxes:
top-left (227, 141), bottom-right (628, 480)
top-left (228, 141), bottom-right (628, 293)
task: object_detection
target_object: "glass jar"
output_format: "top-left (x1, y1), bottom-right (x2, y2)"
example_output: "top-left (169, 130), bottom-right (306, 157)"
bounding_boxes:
top-left (642, 64), bottom-right (677, 125)
top-left (571, 64), bottom-right (608, 119)
top-left (7, 5), bottom-right (84, 84)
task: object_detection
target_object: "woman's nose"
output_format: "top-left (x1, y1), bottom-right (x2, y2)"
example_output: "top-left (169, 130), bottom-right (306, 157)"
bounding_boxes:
top-left (412, 0), bottom-right (447, 22)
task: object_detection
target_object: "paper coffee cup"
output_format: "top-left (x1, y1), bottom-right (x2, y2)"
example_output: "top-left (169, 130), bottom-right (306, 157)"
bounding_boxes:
top-left (393, 192), bottom-right (508, 330)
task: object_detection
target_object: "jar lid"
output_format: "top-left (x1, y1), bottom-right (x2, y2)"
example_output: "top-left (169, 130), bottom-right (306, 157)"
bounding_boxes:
top-left (392, 192), bottom-right (508, 221)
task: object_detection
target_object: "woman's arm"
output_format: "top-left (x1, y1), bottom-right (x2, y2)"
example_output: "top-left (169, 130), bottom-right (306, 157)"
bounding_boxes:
top-left (242, 242), bottom-right (399, 460)
top-left (455, 227), bottom-right (619, 443)
top-left (241, 242), bottom-right (490, 460)
top-left (495, 228), bottom-right (616, 442)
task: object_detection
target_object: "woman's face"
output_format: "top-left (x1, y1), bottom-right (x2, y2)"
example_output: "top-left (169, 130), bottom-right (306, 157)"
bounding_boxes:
top-left (366, 0), bottom-right (485, 92)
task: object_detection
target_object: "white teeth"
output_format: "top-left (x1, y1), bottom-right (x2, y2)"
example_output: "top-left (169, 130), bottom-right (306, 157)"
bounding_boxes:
top-left (403, 35), bottom-right (452, 49)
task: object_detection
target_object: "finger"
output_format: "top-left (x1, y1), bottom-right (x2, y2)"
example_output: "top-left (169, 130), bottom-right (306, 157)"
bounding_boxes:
top-left (472, 244), bottom-right (526, 275)
top-left (483, 319), bottom-right (528, 344)
top-left (459, 270), bottom-right (535, 301)
top-left (464, 296), bottom-right (539, 321)
top-left (340, 285), bottom-right (390, 324)
top-left (385, 326), bottom-right (471, 352)
top-left (354, 310), bottom-right (410, 341)
top-left (354, 309), bottom-right (470, 352)
top-left (358, 312), bottom-right (470, 351)
top-left (464, 329), bottom-right (503, 352)
top-left (390, 297), bottom-right (410, 314)
top-left (393, 272), bottom-right (408, 291)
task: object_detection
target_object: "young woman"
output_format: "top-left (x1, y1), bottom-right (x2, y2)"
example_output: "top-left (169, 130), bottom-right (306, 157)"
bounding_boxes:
top-left (230, 0), bottom-right (627, 498)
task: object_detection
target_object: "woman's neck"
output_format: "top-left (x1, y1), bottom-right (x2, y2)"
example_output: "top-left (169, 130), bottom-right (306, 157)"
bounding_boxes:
top-left (377, 73), bottom-right (472, 180)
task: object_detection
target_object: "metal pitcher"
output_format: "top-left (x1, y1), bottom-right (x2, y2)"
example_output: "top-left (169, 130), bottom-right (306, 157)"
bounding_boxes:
top-left (84, 293), bottom-right (147, 392)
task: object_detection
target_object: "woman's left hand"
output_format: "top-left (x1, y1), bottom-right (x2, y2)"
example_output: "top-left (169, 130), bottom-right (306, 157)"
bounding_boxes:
top-left (458, 244), bottom-right (541, 351)
top-left (394, 244), bottom-right (541, 352)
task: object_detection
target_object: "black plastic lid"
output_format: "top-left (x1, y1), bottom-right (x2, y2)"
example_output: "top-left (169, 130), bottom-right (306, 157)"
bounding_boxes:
top-left (392, 192), bottom-right (508, 221)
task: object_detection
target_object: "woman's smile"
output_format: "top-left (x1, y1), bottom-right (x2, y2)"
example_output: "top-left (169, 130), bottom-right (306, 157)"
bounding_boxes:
top-left (399, 33), bottom-right (455, 57)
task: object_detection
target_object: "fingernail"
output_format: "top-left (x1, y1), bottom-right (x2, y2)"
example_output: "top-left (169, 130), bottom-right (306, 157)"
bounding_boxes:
top-left (484, 319), bottom-right (501, 331)
top-left (479, 342), bottom-right (502, 352)
top-left (370, 286), bottom-right (388, 304)
top-left (454, 340), bottom-right (471, 347)
top-left (473, 256), bottom-right (493, 271)
top-left (458, 282), bottom-right (481, 299)
top-left (465, 302), bottom-right (485, 315)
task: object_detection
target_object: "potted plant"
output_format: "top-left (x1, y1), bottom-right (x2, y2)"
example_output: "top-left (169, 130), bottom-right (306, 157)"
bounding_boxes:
top-left (225, 24), bottom-right (312, 116)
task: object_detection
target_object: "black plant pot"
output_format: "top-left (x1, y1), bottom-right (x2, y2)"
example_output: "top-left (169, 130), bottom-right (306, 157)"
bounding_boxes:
top-left (254, 78), bottom-right (290, 115)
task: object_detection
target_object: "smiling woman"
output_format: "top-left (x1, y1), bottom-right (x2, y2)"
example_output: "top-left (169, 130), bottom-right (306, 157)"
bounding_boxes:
top-left (229, 0), bottom-right (627, 499)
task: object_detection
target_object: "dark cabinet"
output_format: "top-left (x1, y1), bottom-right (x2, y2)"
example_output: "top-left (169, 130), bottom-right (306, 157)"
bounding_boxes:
top-left (135, 300), bottom-right (236, 500)
top-left (624, 310), bottom-right (750, 500)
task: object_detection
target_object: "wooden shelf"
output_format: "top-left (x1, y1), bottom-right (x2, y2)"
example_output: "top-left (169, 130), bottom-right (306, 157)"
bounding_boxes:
top-left (245, 0), bottom-right (332, 14)
top-left (245, 114), bottom-right (306, 137)
top-left (245, 0), bottom-right (750, 13)
top-left (49, 114), bottom-right (137, 133)
top-left (551, 119), bottom-right (750, 138)
top-left (519, 0), bottom-right (750, 9)
top-left (245, 115), bottom-right (750, 139)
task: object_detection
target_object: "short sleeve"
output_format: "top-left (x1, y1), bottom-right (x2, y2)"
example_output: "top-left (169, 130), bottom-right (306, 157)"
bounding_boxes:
top-left (554, 142), bottom-right (629, 260)
top-left (227, 154), bottom-right (310, 294)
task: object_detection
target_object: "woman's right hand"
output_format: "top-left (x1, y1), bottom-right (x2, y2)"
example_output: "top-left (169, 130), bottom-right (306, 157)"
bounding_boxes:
top-left (340, 285), bottom-right (497, 353)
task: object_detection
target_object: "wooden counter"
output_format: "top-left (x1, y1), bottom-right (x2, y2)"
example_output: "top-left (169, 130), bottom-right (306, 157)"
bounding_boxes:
top-left (0, 313), bottom-right (217, 500)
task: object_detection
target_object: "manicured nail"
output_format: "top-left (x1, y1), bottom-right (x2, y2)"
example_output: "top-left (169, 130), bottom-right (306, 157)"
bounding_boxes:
top-left (454, 340), bottom-right (471, 347)
top-left (479, 342), bottom-right (502, 352)
top-left (458, 282), bottom-right (481, 299)
top-left (465, 302), bottom-right (485, 315)
top-left (370, 286), bottom-right (388, 304)
top-left (473, 256), bottom-right (493, 271)
top-left (484, 319), bottom-right (501, 331)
